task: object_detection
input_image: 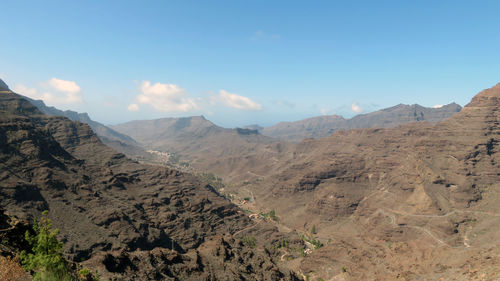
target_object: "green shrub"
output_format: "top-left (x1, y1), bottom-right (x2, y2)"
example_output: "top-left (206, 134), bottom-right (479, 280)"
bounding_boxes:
top-left (280, 239), bottom-right (288, 248)
top-left (241, 235), bottom-right (257, 248)
top-left (79, 268), bottom-right (91, 277)
top-left (301, 234), bottom-right (323, 250)
top-left (261, 210), bottom-right (278, 221)
top-left (79, 267), bottom-right (100, 281)
top-left (273, 239), bottom-right (289, 249)
top-left (296, 247), bottom-right (306, 257)
top-left (20, 211), bottom-right (76, 281)
top-left (311, 238), bottom-right (323, 249)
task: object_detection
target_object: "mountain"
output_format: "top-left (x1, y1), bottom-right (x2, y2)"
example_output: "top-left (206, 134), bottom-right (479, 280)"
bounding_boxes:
top-left (24, 97), bottom-right (137, 144)
top-left (261, 115), bottom-right (347, 142)
top-left (243, 124), bottom-right (265, 131)
top-left (0, 89), bottom-right (299, 280)
top-left (0, 76), bottom-right (143, 159)
top-left (225, 84), bottom-right (499, 280)
top-left (261, 102), bottom-right (462, 142)
top-left (15, 94), bottom-right (159, 162)
top-left (111, 116), bottom-right (293, 182)
top-left (111, 103), bottom-right (462, 183)
top-left (0, 78), bottom-right (10, 91)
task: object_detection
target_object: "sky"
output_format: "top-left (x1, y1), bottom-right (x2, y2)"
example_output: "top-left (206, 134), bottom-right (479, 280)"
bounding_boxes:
top-left (1, 0), bottom-right (500, 128)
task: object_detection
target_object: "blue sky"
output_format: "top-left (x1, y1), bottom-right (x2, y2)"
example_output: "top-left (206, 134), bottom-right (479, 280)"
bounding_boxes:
top-left (1, 0), bottom-right (499, 127)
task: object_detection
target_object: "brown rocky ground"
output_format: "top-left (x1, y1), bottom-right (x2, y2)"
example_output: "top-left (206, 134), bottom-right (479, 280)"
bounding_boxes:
top-left (3, 79), bottom-right (499, 280)
top-left (0, 89), bottom-right (299, 280)
top-left (224, 83), bottom-right (500, 280)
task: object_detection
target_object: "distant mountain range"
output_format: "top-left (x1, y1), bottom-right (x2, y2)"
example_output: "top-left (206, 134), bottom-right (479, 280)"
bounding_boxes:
top-left (109, 98), bottom-right (463, 181)
top-left (3, 77), bottom-right (464, 179)
top-left (259, 103), bottom-right (462, 142)
top-left (2, 76), bottom-right (499, 280)
top-left (111, 116), bottom-right (289, 182)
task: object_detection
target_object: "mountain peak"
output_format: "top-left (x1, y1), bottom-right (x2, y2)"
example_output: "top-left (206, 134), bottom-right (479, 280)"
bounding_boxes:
top-left (0, 79), bottom-right (10, 91)
top-left (465, 82), bottom-right (500, 108)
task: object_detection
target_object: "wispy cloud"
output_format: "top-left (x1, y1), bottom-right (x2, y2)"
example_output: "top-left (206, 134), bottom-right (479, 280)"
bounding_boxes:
top-left (432, 104), bottom-right (444, 108)
top-left (217, 90), bottom-right (262, 111)
top-left (129, 81), bottom-right (263, 113)
top-left (251, 30), bottom-right (280, 41)
top-left (14, 78), bottom-right (83, 105)
top-left (132, 80), bottom-right (198, 112)
top-left (127, 103), bottom-right (139, 111)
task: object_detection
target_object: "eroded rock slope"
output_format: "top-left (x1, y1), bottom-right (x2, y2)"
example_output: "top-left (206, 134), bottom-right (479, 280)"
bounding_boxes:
top-left (0, 89), bottom-right (298, 280)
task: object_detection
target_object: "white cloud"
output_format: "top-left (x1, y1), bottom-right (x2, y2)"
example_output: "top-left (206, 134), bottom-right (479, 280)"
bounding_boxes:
top-left (128, 103), bottom-right (139, 111)
top-left (14, 84), bottom-right (38, 97)
top-left (320, 108), bottom-right (329, 115)
top-left (432, 104), bottom-right (444, 108)
top-left (217, 90), bottom-right (262, 111)
top-left (134, 81), bottom-right (198, 112)
top-left (14, 78), bottom-right (83, 105)
top-left (48, 78), bottom-right (81, 94)
top-left (351, 102), bottom-right (362, 113)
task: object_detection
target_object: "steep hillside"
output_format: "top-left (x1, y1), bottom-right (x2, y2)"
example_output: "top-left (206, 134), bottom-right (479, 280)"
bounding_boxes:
top-left (20, 96), bottom-right (157, 163)
top-left (262, 103), bottom-right (462, 142)
top-left (227, 84), bottom-right (499, 280)
top-left (24, 97), bottom-right (136, 145)
top-left (0, 78), bottom-right (9, 91)
top-left (0, 75), bottom-right (150, 163)
top-left (112, 116), bottom-right (294, 182)
top-left (0, 89), bottom-right (299, 280)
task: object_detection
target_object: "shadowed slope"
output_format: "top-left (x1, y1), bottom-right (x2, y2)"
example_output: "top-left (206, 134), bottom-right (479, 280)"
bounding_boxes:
top-left (0, 89), bottom-right (299, 280)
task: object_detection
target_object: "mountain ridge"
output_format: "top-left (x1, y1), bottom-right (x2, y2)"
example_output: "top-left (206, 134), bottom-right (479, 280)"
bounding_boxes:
top-left (260, 102), bottom-right (462, 142)
top-left (0, 78), bottom-right (9, 91)
top-left (111, 115), bottom-right (291, 182)
top-left (0, 89), bottom-right (300, 280)
top-left (24, 97), bottom-right (138, 145)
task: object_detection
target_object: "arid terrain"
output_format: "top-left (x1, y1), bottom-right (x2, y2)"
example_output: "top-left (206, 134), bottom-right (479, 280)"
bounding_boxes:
top-left (228, 84), bottom-right (500, 280)
top-left (1, 79), bottom-right (499, 280)
top-left (0, 83), bottom-right (299, 280)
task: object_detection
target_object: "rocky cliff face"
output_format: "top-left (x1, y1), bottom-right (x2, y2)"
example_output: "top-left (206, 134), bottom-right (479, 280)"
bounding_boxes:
top-left (229, 84), bottom-right (499, 280)
top-left (21, 96), bottom-right (156, 163)
top-left (0, 90), bottom-right (299, 280)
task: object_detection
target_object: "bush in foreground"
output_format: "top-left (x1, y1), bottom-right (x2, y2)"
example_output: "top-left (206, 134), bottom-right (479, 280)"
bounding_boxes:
top-left (20, 211), bottom-right (75, 281)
